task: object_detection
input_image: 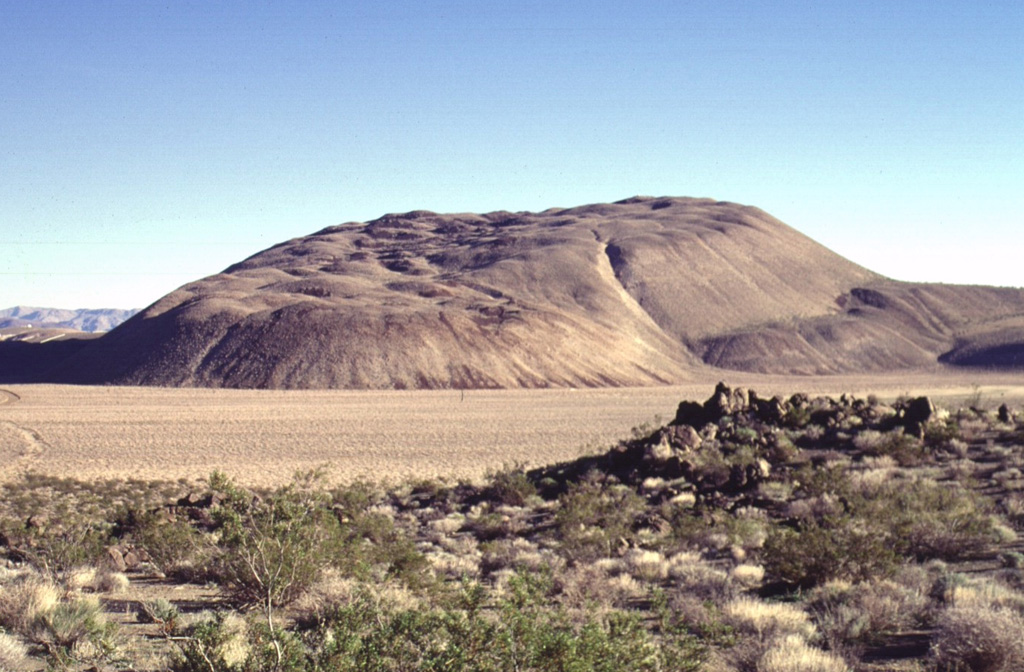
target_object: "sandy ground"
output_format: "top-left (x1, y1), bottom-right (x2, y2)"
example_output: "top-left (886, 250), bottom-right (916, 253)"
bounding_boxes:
top-left (2, 370), bottom-right (1023, 487)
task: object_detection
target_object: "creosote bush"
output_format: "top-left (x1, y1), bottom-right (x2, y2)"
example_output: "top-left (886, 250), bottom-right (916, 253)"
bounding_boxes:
top-left (485, 462), bottom-right (538, 507)
top-left (172, 572), bottom-right (704, 672)
top-left (554, 474), bottom-right (646, 563)
top-left (763, 460), bottom-right (1000, 588)
top-left (209, 469), bottom-right (348, 616)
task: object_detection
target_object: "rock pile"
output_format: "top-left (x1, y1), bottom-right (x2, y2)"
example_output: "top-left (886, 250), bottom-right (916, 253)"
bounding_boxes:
top-left (534, 383), bottom-right (951, 506)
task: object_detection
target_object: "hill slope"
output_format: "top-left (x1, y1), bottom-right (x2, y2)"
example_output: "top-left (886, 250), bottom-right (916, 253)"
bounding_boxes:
top-left (29, 197), bottom-right (1024, 388)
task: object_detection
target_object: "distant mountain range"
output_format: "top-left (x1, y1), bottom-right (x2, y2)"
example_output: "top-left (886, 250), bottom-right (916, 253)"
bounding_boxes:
top-left (0, 306), bottom-right (138, 333)
top-left (3, 197), bottom-right (1023, 388)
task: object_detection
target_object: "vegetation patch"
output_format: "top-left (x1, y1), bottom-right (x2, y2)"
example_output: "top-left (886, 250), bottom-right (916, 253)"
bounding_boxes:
top-left (2, 384), bottom-right (1023, 670)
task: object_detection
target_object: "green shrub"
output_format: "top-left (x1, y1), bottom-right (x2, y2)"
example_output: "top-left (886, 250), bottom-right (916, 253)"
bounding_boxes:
top-left (312, 571), bottom-right (701, 672)
top-left (485, 463), bottom-right (538, 507)
top-left (782, 405), bottom-right (813, 429)
top-left (779, 463), bottom-right (1000, 583)
top-left (554, 476), bottom-right (646, 562)
top-left (856, 428), bottom-right (926, 466)
top-left (117, 507), bottom-right (210, 579)
top-left (171, 613), bottom-right (251, 672)
top-left (243, 619), bottom-right (309, 672)
top-left (331, 480), bottom-right (383, 520)
top-left (209, 470), bottom-right (347, 618)
top-left (137, 598), bottom-right (181, 637)
top-left (763, 515), bottom-right (899, 589)
top-left (924, 418), bottom-right (962, 448)
top-left (15, 518), bottom-right (113, 575)
top-left (30, 595), bottom-right (120, 668)
top-left (867, 479), bottom-right (998, 562)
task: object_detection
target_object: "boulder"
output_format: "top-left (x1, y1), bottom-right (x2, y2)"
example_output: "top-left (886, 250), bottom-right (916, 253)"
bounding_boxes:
top-left (705, 383), bottom-right (750, 418)
top-left (755, 396), bottom-right (787, 424)
top-left (902, 396), bottom-right (935, 437)
top-left (123, 550), bottom-right (141, 570)
top-left (668, 424), bottom-right (702, 451)
top-left (673, 383), bottom-right (754, 427)
top-left (106, 546), bottom-right (128, 572)
top-left (645, 434), bottom-right (675, 463)
top-left (672, 400), bottom-right (707, 428)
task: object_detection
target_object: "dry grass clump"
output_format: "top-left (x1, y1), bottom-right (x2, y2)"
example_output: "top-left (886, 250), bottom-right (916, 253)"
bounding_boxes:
top-left (96, 570), bottom-right (130, 594)
top-left (809, 577), bottom-right (930, 653)
top-left (1002, 493), bottom-right (1024, 524)
top-left (719, 599), bottom-right (838, 672)
top-left (0, 571), bottom-right (61, 634)
top-left (0, 631), bottom-right (29, 672)
top-left (63, 566), bottom-right (129, 594)
top-left (668, 552), bottom-right (735, 601)
top-left (206, 612), bottom-right (250, 669)
top-left (29, 594), bottom-right (106, 655)
top-left (724, 598), bottom-right (817, 643)
top-left (63, 566), bottom-right (98, 592)
top-left (428, 550), bottom-right (481, 578)
top-left (555, 563), bottom-right (647, 614)
top-left (290, 568), bottom-right (358, 622)
top-left (0, 573), bottom-right (120, 669)
top-left (931, 606), bottom-right (1024, 672)
top-left (624, 549), bottom-right (670, 582)
top-left (759, 634), bottom-right (849, 672)
top-left (479, 537), bottom-right (554, 574)
top-left (435, 531), bottom-right (479, 556)
top-left (943, 574), bottom-right (1024, 612)
top-left (427, 513), bottom-right (465, 537)
top-left (731, 563), bottom-right (765, 589)
top-left (217, 613), bottom-right (251, 668)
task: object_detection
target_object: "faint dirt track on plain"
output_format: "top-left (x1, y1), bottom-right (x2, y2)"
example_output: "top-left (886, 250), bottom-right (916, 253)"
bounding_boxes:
top-left (2, 371), bottom-right (1023, 487)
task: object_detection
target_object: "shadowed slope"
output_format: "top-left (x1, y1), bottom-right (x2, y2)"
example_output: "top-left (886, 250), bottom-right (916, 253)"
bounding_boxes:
top-left (29, 197), bottom-right (1024, 388)
top-left (699, 283), bottom-right (1024, 374)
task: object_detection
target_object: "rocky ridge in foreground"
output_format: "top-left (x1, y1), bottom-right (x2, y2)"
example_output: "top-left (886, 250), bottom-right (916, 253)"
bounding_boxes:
top-left (2, 385), bottom-right (1024, 671)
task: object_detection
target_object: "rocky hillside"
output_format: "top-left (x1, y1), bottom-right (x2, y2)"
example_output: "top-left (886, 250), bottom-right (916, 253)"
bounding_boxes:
top-left (17, 197), bottom-right (1024, 388)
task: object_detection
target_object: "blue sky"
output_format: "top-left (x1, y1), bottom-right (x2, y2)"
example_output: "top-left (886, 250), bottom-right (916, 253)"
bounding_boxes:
top-left (2, 0), bottom-right (1021, 309)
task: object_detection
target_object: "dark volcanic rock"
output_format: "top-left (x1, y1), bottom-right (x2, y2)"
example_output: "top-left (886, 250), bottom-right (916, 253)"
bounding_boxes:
top-left (900, 396), bottom-right (936, 438)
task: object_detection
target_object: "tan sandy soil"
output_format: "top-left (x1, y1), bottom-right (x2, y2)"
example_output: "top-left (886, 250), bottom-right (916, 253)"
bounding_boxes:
top-left (2, 370), bottom-right (1023, 487)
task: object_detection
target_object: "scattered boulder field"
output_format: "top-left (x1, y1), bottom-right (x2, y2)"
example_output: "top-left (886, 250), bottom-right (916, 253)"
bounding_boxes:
top-left (4, 196), bottom-right (1024, 388)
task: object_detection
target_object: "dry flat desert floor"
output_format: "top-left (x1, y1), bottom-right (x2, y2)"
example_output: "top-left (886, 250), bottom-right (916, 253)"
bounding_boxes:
top-left (3, 370), bottom-right (1023, 487)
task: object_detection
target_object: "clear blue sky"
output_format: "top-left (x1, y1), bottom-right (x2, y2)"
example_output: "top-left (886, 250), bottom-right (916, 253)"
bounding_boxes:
top-left (2, 0), bottom-right (1021, 309)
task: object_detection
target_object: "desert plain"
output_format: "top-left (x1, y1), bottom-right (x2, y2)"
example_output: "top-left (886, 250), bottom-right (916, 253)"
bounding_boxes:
top-left (3, 370), bottom-right (1023, 487)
